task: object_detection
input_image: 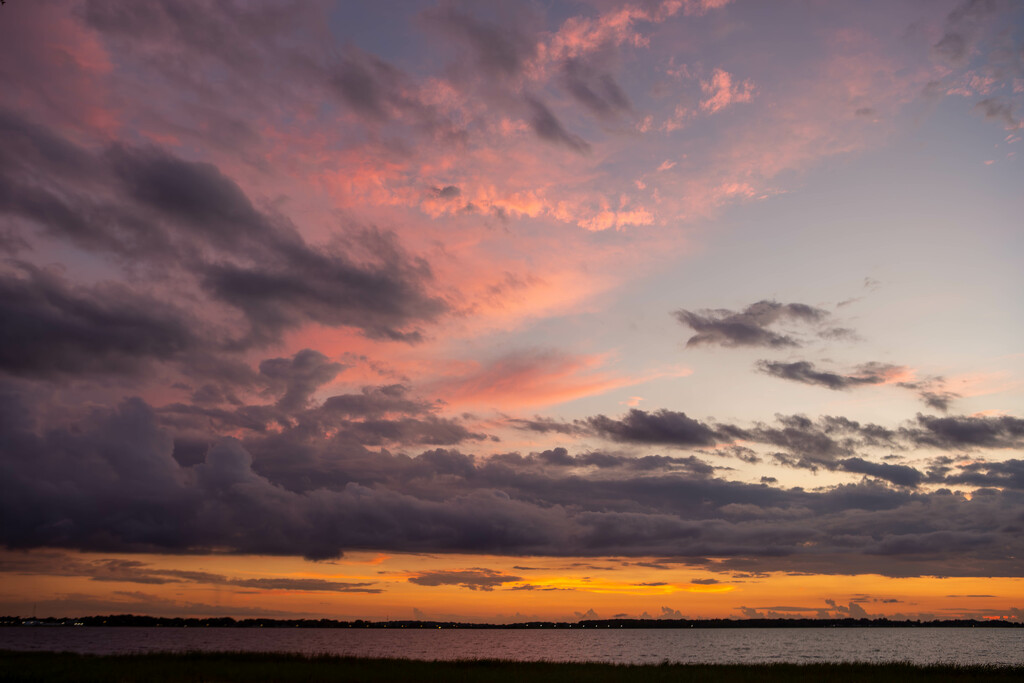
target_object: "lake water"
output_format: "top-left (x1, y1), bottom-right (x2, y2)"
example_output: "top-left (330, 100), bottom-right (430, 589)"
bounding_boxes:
top-left (0, 627), bottom-right (1021, 665)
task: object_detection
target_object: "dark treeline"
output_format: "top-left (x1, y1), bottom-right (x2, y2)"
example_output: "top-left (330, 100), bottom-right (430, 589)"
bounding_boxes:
top-left (2, 615), bottom-right (1021, 629)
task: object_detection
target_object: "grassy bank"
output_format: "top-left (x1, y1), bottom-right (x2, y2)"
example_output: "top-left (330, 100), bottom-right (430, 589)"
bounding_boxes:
top-left (2, 651), bottom-right (1021, 682)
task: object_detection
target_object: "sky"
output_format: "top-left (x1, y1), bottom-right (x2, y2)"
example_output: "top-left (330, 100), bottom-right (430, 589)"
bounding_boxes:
top-left (0, 0), bottom-right (1022, 624)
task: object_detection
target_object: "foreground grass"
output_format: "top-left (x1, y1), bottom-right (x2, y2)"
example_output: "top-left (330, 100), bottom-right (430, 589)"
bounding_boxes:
top-left (1, 651), bottom-right (1021, 682)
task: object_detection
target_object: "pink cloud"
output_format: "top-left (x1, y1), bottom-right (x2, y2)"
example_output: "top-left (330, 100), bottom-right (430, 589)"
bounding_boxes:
top-left (0, 1), bottom-right (117, 136)
top-left (700, 68), bottom-right (755, 113)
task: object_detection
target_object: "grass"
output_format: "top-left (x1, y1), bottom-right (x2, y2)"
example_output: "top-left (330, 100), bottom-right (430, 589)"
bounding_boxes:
top-left (1, 650), bottom-right (1021, 682)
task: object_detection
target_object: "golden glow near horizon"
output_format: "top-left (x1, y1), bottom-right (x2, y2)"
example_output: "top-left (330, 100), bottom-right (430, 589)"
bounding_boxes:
top-left (1, 549), bottom-right (1020, 623)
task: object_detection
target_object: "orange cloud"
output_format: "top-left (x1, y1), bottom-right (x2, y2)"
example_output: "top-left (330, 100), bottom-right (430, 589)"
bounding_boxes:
top-left (515, 576), bottom-right (735, 595)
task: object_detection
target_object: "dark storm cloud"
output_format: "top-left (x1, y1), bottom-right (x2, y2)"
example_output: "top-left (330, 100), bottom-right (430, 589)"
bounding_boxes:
top-left (162, 379), bottom-right (484, 451)
top-left (201, 229), bottom-right (445, 345)
top-left (674, 300), bottom-right (831, 348)
top-left (407, 568), bottom-right (522, 591)
top-left (0, 264), bottom-right (197, 378)
top-left (0, 113), bottom-right (448, 350)
top-left (2, 384), bottom-right (1022, 574)
top-left (756, 360), bottom-right (898, 390)
top-left (561, 58), bottom-right (632, 119)
top-left (0, 110), bottom-right (166, 259)
top-left (586, 409), bottom-right (718, 447)
top-left (109, 145), bottom-right (447, 344)
top-left (108, 145), bottom-right (279, 249)
top-left (525, 96), bottom-right (592, 153)
top-left (0, 108), bottom-right (95, 179)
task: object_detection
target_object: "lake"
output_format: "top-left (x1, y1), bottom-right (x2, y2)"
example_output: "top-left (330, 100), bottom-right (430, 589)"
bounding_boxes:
top-left (0, 627), bottom-right (1020, 665)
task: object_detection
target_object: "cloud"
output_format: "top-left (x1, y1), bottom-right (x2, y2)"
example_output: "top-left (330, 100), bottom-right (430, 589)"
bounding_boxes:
top-left (700, 68), bottom-right (754, 113)
top-left (896, 378), bottom-right (961, 412)
top-left (561, 58), bottom-right (632, 119)
top-left (727, 414), bottom-right (897, 470)
top-left (932, 0), bottom-right (1003, 65)
top-left (903, 414), bottom-right (1024, 450)
top-left (838, 457), bottom-right (924, 488)
top-left (0, 114), bottom-right (448, 348)
top-left (758, 360), bottom-right (959, 411)
top-left (508, 416), bottom-right (588, 436)
top-left (334, 50), bottom-right (409, 121)
top-left (0, 263), bottom-right (198, 378)
top-left (1, 383), bottom-right (1022, 574)
top-left (674, 300), bottom-right (833, 348)
top-left (407, 568), bottom-right (522, 591)
top-left (200, 226), bottom-right (446, 345)
top-left (108, 144), bottom-right (278, 248)
top-left (329, 48), bottom-right (460, 139)
top-left (916, 390), bottom-right (959, 412)
top-left (163, 380), bottom-right (487, 456)
top-left (938, 459), bottom-right (1024, 490)
top-left (525, 96), bottom-right (592, 153)
top-left (424, 6), bottom-right (537, 79)
top-left (975, 98), bottom-right (1020, 129)
top-left (490, 448), bottom-right (717, 476)
top-left (824, 599), bottom-right (870, 619)
top-left (520, 406), bottom-right (1024, 490)
top-left (316, 384), bottom-right (437, 419)
top-left (13, 555), bottom-right (383, 593)
top-left (756, 360), bottom-right (903, 391)
top-left (259, 349), bottom-right (345, 413)
top-left (433, 185), bottom-right (461, 199)
top-left (586, 409), bottom-right (718, 447)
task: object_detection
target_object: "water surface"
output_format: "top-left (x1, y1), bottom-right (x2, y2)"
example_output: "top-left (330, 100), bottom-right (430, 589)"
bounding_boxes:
top-left (1, 627), bottom-right (1020, 665)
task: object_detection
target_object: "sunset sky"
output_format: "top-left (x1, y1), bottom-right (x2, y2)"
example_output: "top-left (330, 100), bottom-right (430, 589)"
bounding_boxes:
top-left (1, 0), bottom-right (1022, 624)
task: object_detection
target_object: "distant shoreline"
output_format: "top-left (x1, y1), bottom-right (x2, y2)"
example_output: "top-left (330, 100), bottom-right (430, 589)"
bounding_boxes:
top-left (2, 615), bottom-right (1021, 629)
